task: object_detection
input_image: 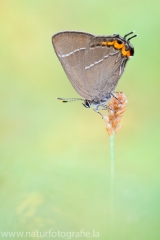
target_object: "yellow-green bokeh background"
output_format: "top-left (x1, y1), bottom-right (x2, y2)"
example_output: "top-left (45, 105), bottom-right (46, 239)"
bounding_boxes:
top-left (1, 0), bottom-right (160, 239)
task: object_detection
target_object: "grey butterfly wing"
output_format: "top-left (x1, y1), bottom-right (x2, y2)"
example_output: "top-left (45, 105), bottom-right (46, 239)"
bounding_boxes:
top-left (52, 31), bottom-right (95, 99)
top-left (83, 36), bottom-right (128, 99)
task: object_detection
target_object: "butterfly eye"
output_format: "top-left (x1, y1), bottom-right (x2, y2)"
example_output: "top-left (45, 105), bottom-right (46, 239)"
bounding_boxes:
top-left (84, 100), bottom-right (90, 108)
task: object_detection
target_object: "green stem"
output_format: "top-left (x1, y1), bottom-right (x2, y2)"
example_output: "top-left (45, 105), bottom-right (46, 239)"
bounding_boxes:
top-left (110, 133), bottom-right (115, 225)
top-left (110, 134), bottom-right (114, 185)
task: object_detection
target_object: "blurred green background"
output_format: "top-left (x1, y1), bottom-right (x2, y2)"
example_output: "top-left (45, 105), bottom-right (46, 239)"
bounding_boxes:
top-left (0, 0), bottom-right (160, 239)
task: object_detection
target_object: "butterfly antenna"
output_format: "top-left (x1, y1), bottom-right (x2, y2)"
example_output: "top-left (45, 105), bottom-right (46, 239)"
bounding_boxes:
top-left (57, 98), bottom-right (84, 103)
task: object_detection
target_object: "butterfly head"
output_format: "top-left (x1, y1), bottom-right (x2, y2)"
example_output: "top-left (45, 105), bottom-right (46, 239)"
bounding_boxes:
top-left (82, 99), bottom-right (91, 108)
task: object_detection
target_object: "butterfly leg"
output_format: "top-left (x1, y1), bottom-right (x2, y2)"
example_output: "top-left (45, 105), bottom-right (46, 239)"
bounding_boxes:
top-left (101, 105), bottom-right (115, 112)
top-left (110, 93), bottom-right (122, 104)
top-left (93, 108), bottom-right (104, 118)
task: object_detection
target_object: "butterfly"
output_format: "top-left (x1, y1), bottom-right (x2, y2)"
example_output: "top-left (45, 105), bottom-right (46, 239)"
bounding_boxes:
top-left (52, 31), bottom-right (137, 117)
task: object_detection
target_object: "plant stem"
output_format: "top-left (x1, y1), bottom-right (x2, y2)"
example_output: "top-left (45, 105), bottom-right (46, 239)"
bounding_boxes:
top-left (110, 133), bottom-right (115, 225)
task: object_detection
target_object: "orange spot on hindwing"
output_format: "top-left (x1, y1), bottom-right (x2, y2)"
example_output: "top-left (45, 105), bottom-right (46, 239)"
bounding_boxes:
top-left (114, 40), bottom-right (124, 50)
top-left (126, 50), bottom-right (131, 58)
top-left (107, 41), bottom-right (114, 46)
top-left (102, 41), bottom-right (107, 46)
top-left (121, 46), bottom-right (128, 57)
top-left (96, 39), bottom-right (133, 59)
